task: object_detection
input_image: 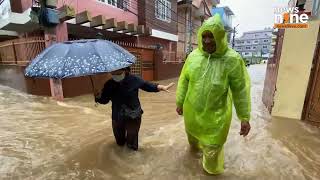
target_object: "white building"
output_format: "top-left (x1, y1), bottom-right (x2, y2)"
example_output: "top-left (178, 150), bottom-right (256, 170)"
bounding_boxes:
top-left (234, 28), bottom-right (273, 63)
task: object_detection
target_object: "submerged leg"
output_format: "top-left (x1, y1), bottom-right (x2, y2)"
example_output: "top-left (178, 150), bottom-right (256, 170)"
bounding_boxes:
top-left (112, 119), bottom-right (126, 146)
top-left (186, 132), bottom-right (200, 152)
top-left (202, 145), bottom-right (224, 175)
top-left (126, 117), bottom-right (142, 151)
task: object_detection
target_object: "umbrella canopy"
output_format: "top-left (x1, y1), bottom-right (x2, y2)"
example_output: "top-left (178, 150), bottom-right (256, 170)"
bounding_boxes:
top-left (25, 39), bottom-right (136, 79)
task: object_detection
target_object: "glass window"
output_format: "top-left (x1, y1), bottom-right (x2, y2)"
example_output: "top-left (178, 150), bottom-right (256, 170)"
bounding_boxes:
top-left (155, 0), bottom-right (171, 22)
top-left (97, 0), bottom-right (128, 10)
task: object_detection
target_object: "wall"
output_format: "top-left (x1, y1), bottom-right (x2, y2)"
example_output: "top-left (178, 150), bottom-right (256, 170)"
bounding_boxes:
top-left (0, 65), bottom-right (51, 96)
top-left (138, 0), bottom-right (178, 35)
top-left (9, 0), bottom-right (32, 13)
top-left (305, 0), bottom-right (314, 12)
top-left (177, 3), bottom-right (204, 59)
top-left (138, 36), bottom-right (173, 51)
top-left (154, 50), bottom-right (183, 80)
top-left (177, 6), bottom-right (187, 55)
top-left (272, 20), bottom-right (320, 119)
top-left (57, 0), bottom-right (138, 24)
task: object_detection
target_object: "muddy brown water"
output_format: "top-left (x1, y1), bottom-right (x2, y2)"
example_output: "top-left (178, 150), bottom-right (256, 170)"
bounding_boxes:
top-left (0, 65), bottom-right (319, 180)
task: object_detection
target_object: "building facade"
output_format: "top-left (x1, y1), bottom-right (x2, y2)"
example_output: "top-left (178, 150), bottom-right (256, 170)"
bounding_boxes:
top-left (176, 0), bottom-right (220, 61)
top-left (234, 28), bottom-right (273, 64)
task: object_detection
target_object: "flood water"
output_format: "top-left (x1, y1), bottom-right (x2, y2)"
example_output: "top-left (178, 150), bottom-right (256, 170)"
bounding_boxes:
top-left (0, 65), bottom-right (319, 180)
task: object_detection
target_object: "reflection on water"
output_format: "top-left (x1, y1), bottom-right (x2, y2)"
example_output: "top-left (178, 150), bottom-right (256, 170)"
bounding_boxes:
top-left (0, 65), bottom-right (319, 179)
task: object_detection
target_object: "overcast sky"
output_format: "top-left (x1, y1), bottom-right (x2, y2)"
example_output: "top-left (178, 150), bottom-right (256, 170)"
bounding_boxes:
top-left (218, 0), bottom-right (290, 37)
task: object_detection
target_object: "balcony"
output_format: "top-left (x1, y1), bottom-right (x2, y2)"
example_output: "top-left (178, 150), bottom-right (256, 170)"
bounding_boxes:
top-left (0, 7), bottom-right (39, 33)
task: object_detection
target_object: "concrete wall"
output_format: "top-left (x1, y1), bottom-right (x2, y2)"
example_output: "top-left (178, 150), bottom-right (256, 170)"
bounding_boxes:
top-left (138, 0), bottom-right (178, 35)
top-left (0, 65), bottom-right (51, 96)
top-left (9, 0), bottom-right (32, 13)
top-left (154, 50), bottom-right (184, 80)
top-left (272, 20), bottom-right (320, 119)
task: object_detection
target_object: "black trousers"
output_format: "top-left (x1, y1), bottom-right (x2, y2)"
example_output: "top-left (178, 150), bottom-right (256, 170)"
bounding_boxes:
top-left (112, 117), bottom-right (142, 150)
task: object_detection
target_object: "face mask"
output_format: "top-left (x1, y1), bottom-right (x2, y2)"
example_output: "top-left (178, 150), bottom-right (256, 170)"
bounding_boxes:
top-left (112, 73), bottom-right (125, 82)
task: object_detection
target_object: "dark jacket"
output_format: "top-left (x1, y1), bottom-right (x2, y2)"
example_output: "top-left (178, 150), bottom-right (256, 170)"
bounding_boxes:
top-left (95, 74), bottom-right (159, 120)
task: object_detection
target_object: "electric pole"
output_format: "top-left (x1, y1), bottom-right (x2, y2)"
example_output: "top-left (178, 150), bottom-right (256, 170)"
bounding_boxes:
top-left (232, 24), bottom-right (239, 49)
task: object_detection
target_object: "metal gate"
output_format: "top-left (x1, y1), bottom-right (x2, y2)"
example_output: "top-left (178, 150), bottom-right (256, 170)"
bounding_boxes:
top-left (129, 51), bottom-right (142, 77)
top-left (303, 27), bottom-right (320, 126)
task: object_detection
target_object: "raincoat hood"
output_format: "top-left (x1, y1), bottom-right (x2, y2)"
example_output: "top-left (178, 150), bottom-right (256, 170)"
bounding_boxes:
top-left (197, 14), bottom-right (228, 57)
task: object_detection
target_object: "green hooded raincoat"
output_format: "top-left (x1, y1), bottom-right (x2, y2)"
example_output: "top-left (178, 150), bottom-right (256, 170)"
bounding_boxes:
top-left (176, 14), bottom-right (251, 174)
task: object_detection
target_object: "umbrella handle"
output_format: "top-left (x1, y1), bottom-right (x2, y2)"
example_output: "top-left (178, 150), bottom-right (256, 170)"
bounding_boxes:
top-left (89, 75), bottom-right (95, 93)
top-left (89, 76), bottom-right (99, 107)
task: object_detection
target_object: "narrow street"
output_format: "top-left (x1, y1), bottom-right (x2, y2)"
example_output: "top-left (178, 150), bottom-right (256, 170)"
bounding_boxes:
top-left (0, 65), bottom-right (319, 179)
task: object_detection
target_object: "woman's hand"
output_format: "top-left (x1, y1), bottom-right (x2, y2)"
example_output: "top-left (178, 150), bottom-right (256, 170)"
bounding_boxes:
top-left (94, 90), bottom-right (101, 98)
top-left (240, 121), bottom-right (251, 137)
top-left (176, 106), bottom-right (183, 115)
top-left (158, 82), bottom-right (175, 92)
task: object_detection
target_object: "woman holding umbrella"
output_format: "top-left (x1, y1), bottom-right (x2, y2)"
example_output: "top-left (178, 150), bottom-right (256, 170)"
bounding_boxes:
top-left (95, 67), bottom-right (174, 151)
top-left (24, 38), bottom-right (174, 150)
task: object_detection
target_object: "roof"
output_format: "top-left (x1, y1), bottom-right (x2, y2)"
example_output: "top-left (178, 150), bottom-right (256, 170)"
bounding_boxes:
top-left (236, 29), bottom-right (273, 40)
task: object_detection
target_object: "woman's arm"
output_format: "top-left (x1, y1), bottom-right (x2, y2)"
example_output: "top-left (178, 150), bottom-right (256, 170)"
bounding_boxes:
top-left (138, 76), bottom-right (174, 93)
top-left (139, 80), bottom-right (160, 92)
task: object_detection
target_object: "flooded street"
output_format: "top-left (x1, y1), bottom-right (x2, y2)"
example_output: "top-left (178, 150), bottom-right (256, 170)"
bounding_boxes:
top-left (0, 65), bottom-right (319, 180)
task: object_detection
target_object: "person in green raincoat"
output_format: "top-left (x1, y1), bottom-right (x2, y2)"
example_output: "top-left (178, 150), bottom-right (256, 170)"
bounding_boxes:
top-left (176, 14), bottom-right (251, 175)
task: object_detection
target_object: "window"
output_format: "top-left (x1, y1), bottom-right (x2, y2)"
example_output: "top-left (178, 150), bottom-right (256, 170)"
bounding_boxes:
top-left (155, 0), bottom-right (171, 22)
top-left (97, 0), bottom-right (128, 10)
top-left (263, 45), bottom-right (268, 49)
top-left (246, 46), bottom-right (251, 50)
top-left (253, 46), bottom-right (257, 49)
top-left (254, 40), bottom-right (259, 43)
top-left (245, 52), bottom-right (249, 55)
top-left (246, 40), bottom-right (251, 44)
top-left (263, 39), bottom-right (269, 43)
